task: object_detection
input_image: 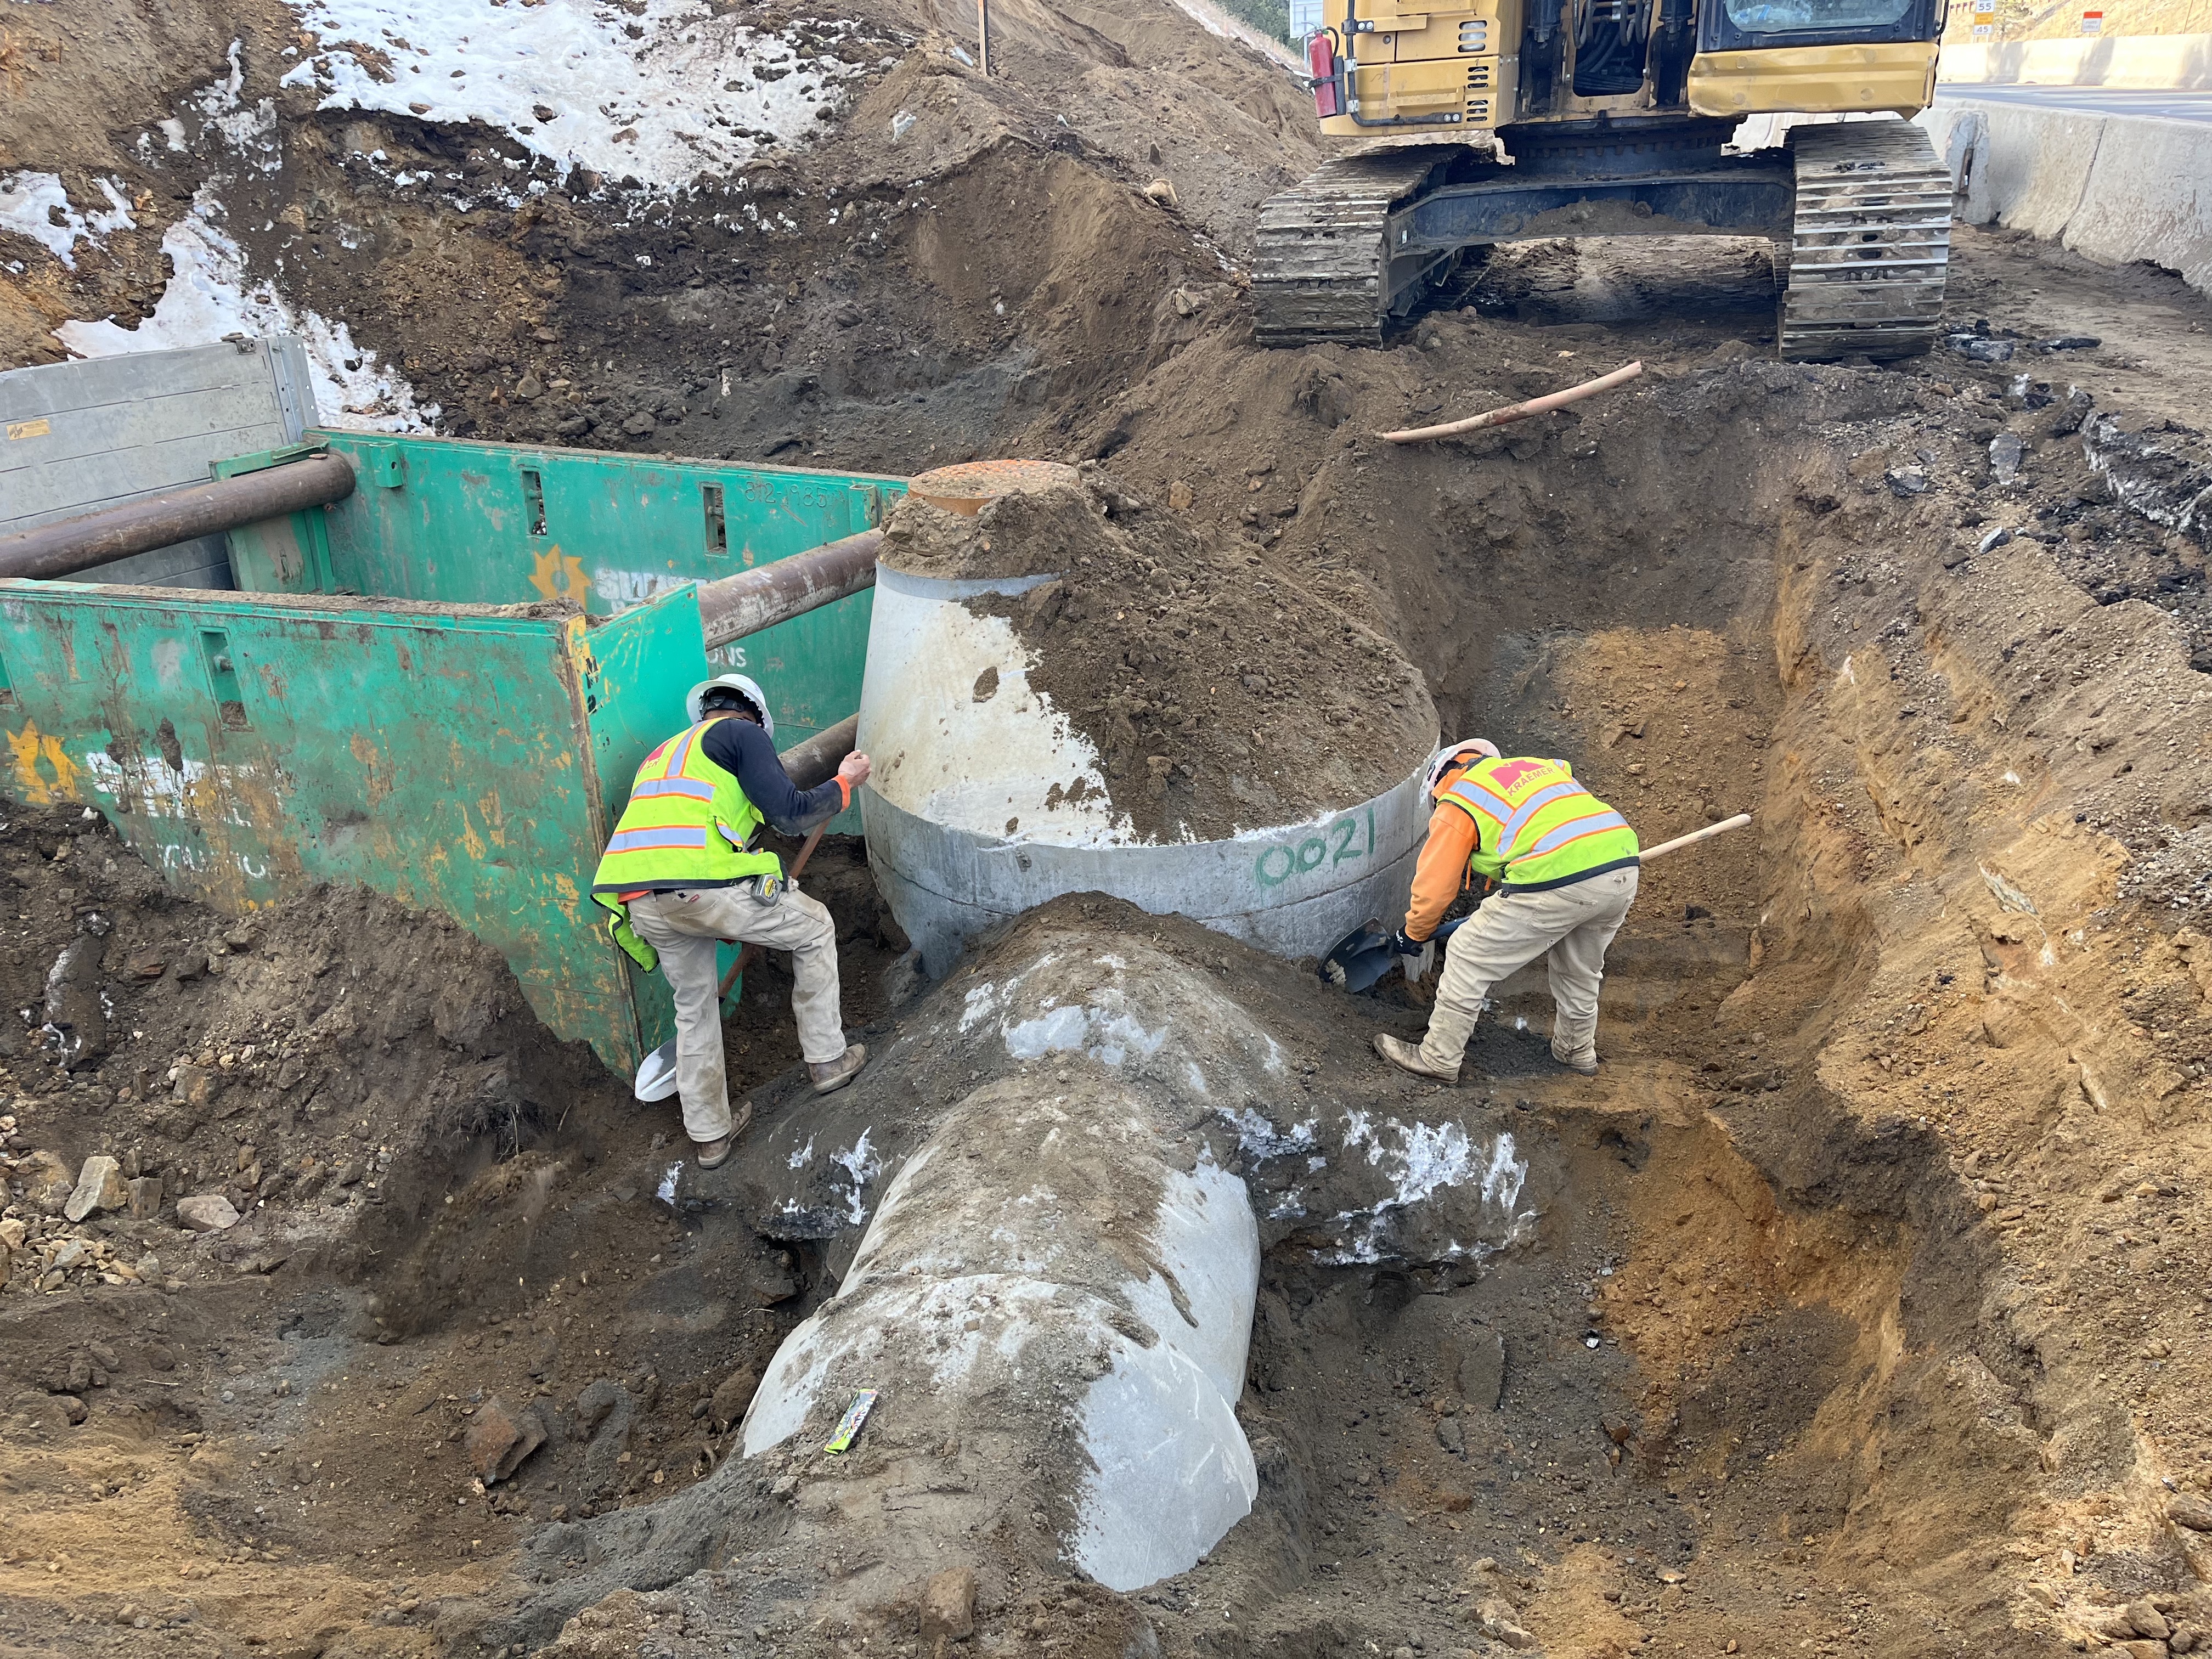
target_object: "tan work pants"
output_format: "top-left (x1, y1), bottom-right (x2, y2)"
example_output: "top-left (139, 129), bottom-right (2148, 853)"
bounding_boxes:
top-left (1420, 866), bottom-right (1639, 1074)
top-left (628, 883), bottom-right (847, 1143)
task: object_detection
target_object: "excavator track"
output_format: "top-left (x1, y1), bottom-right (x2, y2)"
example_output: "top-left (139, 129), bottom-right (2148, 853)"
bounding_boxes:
top-left (1252, 146), bottom-right (1471, 348)
top-left (1778, 121), bottom-right (1953, 362)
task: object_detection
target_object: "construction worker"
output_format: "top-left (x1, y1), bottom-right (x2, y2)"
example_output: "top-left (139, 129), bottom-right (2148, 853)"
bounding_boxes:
top-left (1375, 740), bottom-right (1640, 1084)
top-left (592, 673), bottom-right (870, 1169)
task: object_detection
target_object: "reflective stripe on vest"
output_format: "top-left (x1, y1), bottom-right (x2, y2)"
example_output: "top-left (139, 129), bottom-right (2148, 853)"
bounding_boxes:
top-left (1440, 755), bottom-right (1639, 887)
top-left (590, 719), bottom-right (780, 900)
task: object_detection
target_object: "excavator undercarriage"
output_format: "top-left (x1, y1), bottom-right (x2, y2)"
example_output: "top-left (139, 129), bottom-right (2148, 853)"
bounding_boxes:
top-left (1257, 0), bottom-right (1954, 357)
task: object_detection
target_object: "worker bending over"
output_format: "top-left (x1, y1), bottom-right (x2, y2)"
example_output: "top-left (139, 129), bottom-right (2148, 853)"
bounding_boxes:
top-left (1376, 741), bottom-right (1639, 1084)
top-left (592, 674), bottom-right (870, 1169)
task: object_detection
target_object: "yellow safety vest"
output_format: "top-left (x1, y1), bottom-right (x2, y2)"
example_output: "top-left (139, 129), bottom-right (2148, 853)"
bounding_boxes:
top-left (590, 720), bottom-right (782, 969)
top-left (1438, 756), bottom-right (1639, 890)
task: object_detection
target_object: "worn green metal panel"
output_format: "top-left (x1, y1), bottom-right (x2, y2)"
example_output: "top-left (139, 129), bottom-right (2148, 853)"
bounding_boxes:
top-left (295, 430), bottom-right (894, 762)
top-left (0, 577), bottom-right (709, 1074)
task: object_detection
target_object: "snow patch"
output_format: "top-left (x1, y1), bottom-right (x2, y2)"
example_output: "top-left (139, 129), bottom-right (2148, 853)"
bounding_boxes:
top-left (0, 173), bottom-right (134, 270)
top-left (55, 213), bottom-right (432, 432)
top-left (279, 0), bottom-right (873, 190)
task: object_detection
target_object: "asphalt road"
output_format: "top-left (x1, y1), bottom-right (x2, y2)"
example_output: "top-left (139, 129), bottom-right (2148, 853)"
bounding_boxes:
top-left (1935, 81), bottom-right (2212, 122)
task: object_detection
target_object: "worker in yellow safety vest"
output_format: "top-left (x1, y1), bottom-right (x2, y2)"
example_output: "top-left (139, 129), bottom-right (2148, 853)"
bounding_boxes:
top-left (592, 673), bottom-right (871, 1169)
top-left (1376, 740), bottom-right (1640, 1084)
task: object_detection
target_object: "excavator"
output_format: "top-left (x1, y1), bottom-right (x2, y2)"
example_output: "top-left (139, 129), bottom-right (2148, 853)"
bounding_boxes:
top-left (1256, 0), bottom-right (1953, 357)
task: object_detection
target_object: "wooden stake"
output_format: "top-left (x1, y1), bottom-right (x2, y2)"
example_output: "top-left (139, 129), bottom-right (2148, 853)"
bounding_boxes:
top-left (978, 0), bottom-right (991, 73)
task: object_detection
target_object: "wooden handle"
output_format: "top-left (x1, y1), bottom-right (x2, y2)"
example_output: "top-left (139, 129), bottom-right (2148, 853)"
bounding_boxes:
top-left (1637, 812), bottom-right (1751, 864)
top-left (1378, 360), bottom-right (1644, 445)
top-left (721, 823), bottom-right (829, 995)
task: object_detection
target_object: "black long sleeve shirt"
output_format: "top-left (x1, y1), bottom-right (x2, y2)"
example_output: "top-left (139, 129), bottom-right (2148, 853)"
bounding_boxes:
top-left (699, 715), bottom-right (847, 836)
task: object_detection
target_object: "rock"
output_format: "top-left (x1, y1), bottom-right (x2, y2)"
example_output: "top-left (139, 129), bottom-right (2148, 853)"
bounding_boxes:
top-left (556, 416), bottom-right (591, 438)
top-left (1436, 1416), bottom-right (1465, 1456)
top-left (43, 933), bottom-right (108, 1068)
top-left (709, 1366), bottom-right (760, 1432)
top-left (51, 1238), bottom-right (90, 1271)
top-left (515, 374), bottom-right (544, 401)
top-left (1884, 467), bottom-right (1929, 496)
top-left (171, 1065), bottom-right (217, 1109)
top-left (2052, 387), bottom-right (2095, 436)
top-left (1977, 526), bottom-right (2012, 554)
top-left (749, 1256), bottom-right (799, 1306)
top-left (54, 1394), bottom-right (88, 1425)
top-left (2127, 1603), bottom-right (2173, 1641)
top-left (1457, 1328), bottom-right (1505, 1411)
top-left (177, 1194), bottom-right (241, 1233)
top-left (2171, 1493), bottom-right (2212, 1532)
top-left (1474, 1598), bottom-right (1536, 1650)
top-left (622, 411), bottom-right (657, 436)
top-left (1167, 479), bottom-right (1193, 511)
top-left (0, 1217), bottom-right (24, 1252)
top-left (2172, 1627), bottom-right (2200, 1655)
top-left (1990, 432), bottom-right (2025, 486)
top-left (14, 1150), bottom-right (76, 1214)
top-left (2117, 1641), bottom-right (2168, 1659)
top-left (1142, 177), bottom-right (1179, 208)
top-left (64, 1155), bottom-right (127, 1222)
top-left (919, 1567), bottom-right (976, 1640)
top-left (1951, 335), bottom-right (2016, 364)
top-left (2044, 335), bottom-right (2101, 351)
top-left (127, 1176), bottom-right (163, 1220)
top-left (465, 1396), bottom-right (549, 1483)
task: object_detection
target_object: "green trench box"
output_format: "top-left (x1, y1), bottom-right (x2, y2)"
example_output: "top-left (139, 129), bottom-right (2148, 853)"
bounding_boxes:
top-left (1, 433), bottom-right (904, 1076)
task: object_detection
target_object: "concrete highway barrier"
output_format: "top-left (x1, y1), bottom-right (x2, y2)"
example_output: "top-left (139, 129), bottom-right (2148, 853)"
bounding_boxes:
top-left (1918, 99), bottom-right (2212, 295)
top-left (1939, 32), bottom-right (2211, 89)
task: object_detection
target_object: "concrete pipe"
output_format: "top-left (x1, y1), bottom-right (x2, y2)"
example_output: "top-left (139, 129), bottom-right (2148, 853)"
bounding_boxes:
top-left (0, 451), bottom-right (357, 582)
top-left (740, 932), bottom-right (1279, 1592)
top-left (695, 528), bottom-right (882, 649)
top-left (856, 565), bottom-right (1436, 969)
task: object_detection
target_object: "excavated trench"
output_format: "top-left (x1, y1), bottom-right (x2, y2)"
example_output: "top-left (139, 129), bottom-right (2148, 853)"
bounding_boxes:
top-left (8, 320), bottom-right (2212, 1659)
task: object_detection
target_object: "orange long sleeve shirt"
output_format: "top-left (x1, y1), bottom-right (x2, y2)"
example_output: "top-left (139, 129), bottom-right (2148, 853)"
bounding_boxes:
top-left (1403, 800), bottom-right (1480, 943)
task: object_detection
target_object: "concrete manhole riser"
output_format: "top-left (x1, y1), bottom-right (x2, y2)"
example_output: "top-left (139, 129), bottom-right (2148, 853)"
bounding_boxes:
top-left (858, 564), bottom-right (1436, 969)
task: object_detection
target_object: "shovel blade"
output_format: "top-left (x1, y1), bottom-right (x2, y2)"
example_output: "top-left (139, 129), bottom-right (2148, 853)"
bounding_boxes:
top-left (634, 1038), bottom-right (681, 1102)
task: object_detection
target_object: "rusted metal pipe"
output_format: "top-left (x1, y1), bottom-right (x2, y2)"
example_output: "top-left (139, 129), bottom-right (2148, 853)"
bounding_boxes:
top-left (779, 714), bottom-right (859, 793)
top-left (695, 529), bottom-right (882, 648)
top-left (0, 451), bottom-right (358, 581)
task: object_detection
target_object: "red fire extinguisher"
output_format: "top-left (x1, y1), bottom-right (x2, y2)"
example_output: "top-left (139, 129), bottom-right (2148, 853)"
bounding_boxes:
top-left (1309, 32), bottom-right (1343, 118)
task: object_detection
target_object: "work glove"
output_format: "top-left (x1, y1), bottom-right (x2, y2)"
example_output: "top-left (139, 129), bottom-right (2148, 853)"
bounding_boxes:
top-left (1393, 930), bottom-right (1435, 984)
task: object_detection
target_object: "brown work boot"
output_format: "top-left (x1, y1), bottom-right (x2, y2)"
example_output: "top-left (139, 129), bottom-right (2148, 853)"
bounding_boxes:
top-left (1374, 1032), bottom-right (1459, 1084)
top-left (809, 1043), bottom-right (867, 1095)
top-left (690, 1104), bottom-right (752, 1171)
top-left (1551, 1043), bottom-right (1599, 1076)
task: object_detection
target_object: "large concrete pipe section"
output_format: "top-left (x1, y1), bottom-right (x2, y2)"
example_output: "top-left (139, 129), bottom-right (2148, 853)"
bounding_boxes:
top-left (857, 565), bottom-right (1436, 970)
top-left (694, 528), bottom-right (882, 649)
top-left (0, 450), bottom-right (356, 582)
top-left (738, 930), bottom-right (1274, 1593)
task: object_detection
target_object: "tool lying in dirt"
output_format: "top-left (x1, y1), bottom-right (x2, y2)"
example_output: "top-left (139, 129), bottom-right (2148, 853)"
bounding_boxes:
top-left (631, 822), bottom-right (829, 1103)
top-left (1378, 361), bottom-right (1644, 446)
top-left (1319, 811), bottom-right (1751, 995)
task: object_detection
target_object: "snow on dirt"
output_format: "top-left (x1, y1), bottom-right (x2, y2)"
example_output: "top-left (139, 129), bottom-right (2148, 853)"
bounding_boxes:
top-left (0, 174), bottom-right (134, 271)
top-left (57, 210), bottom-right (434, 431)
top-left (280, 0), bottom-right (876, 189)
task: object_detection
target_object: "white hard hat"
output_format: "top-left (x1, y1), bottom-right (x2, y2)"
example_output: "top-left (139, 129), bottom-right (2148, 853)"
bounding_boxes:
top-left (1423, 738), bottom-right (1499, 797)
top-left (687, 673), bottom-right (773, 738)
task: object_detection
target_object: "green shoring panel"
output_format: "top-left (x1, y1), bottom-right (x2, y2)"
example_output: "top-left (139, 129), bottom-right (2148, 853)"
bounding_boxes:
top-left (0, 577), bottom-right (706, 1074)
top-left (304, 432), bottom-right (901, 765)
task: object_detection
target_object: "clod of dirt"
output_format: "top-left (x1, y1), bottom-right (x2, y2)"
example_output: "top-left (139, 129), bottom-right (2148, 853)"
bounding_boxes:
top-left (878, 473), bottom-right (1436, 841)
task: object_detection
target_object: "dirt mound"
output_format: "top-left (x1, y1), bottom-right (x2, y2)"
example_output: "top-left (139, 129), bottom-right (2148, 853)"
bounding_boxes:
top-left (881, 472), bottom-right (1437, 840)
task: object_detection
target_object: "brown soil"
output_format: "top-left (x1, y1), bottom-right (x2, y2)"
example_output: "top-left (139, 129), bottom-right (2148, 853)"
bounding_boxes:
top-left (10, 0), bottom-right (2212, 1652)
top-left (880, 473), bottom-right (1437, 841)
